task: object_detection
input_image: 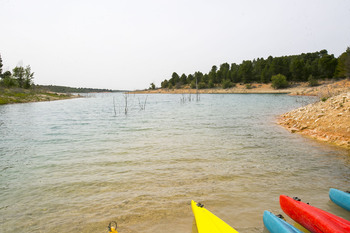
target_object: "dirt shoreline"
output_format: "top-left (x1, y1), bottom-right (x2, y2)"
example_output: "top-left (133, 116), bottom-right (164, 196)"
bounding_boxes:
top-left (133, 79), bottom-right (350, 149)
top-left (130, 83), bottom-right (304, 94)
top-left (131, 80), bottom-right (350, 96)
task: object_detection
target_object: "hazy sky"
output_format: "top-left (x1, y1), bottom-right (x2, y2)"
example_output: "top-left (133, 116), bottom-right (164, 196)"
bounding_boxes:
top-left (1, 0), bottom-right (350, 90)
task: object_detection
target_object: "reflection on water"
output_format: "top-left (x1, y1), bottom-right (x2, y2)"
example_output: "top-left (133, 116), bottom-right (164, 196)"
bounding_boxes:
top-left (0, 94), bottom-right (349, 233)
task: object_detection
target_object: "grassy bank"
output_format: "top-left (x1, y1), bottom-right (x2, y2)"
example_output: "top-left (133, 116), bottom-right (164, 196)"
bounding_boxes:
top-left (0, 88), bottom-right (79, 105)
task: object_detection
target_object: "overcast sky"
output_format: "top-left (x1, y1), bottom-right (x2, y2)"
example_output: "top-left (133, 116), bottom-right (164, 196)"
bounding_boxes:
top-left (1, 0), bottom-right (350, 90)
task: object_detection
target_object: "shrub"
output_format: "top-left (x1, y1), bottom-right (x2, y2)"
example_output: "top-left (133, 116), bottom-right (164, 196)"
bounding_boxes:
top-left (190, 80), bottom-right (196, 89)
top-left (222, 79), bottom-right (234, 89)
top-left (308, 75), bottom-right (319, 87)
top-left (245, 84), bottom-right (253, 89)
top-left (198, 82), bottom-right (207, 89)
top-left (175, 82), bottom-right (183, 89)
top-left (208, 80), bottom-right (214, 88)
top-left (1, 77), bottom-right (18, 88)
top-left (271, 74), bottom-right (289, 89)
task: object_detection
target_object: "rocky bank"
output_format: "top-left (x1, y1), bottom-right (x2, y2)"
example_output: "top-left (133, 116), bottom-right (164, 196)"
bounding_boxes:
top-left (278, 92), bottom-right (350, 149)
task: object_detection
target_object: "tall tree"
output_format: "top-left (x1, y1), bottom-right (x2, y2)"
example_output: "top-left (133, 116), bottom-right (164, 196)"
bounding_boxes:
top-left (169, 72), bottom-right (180, 87)
top-left (230, 63), bottom-right (239, 83)
top-left (334, 47), bottom-right (350, 78)
top-left (261, 65), bottom-right (271, 83)
top-left (290, 58), bottom-right (305, 81)
top-left (345, 47), bottom-right (350, 78)
top-left (269, 57), bottom-right (286, 77)
top-left (161, 79), bottom-right (169, 88)
top-left (0, 53), bottom-right (3, 77)
top-left (239, 60), bottom-right (253, 83)
top-left (219, 62), bottom-right (230, 80)
top-left (318, 54), bottom-right (337, 79)
top-left (187, 74), bottom-right (194, 85)
top-left (208, 65), bottom-right (217, 84)
top-left (253, 58), bottom-right (266, 82)
top-left (180, 73), bottom-right (187, 85)
top-left (24, 65), bottom-right (34, 88)
top-left (12, 66), bottom-right (25, 88)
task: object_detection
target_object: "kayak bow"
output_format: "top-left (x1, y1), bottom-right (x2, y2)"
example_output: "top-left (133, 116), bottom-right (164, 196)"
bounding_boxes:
top-left (329, 188), bottom-right (350, 211)
top-left (263, 210), bottom-right (302, 233)
top-left (280, 195), bottom-right (350, 233)
top-left (191, 200), bottom-right (238, 233)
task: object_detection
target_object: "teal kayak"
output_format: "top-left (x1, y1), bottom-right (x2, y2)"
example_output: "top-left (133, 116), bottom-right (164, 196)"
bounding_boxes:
top-left (263, 211), bottom-right (302, 233)
top-left (329, 188), bottom-right (350, 211)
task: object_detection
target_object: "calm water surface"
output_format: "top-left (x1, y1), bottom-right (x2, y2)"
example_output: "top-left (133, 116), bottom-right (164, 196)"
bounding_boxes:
top-left (1, 93), bottom-right (349, 233)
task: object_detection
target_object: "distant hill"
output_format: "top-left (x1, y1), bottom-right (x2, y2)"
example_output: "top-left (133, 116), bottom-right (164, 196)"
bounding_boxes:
top-left (37, 85), bottom-right (127, 93)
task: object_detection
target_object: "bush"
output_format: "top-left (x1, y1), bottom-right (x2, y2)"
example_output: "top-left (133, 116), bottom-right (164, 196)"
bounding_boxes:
top-left (175, 82), bottom-right (183, 89)
top-left (308, 75), bottom-right (319, 87)
top-left (198, 82), bottom-right (207, 89)
top-left (208, 80), bottom-right (214, 88)
top-left (245, 84), bottom-right (253, 89)
top-left (190, 80), bottom-right (196, 89)
top-left (1, 77), bottom-right (18, 88)
top-left (149, 83), bottom-right (156, 90)
top-left (161, 80), bottom-right (169, 88)
top-left (271, 74), bottom-right (289, 89)
top-left (222, 79), bottom-right (234, 89)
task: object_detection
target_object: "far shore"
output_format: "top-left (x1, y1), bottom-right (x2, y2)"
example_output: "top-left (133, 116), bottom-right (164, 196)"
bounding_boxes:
top-left (129, 80), bottom-right (349, 97)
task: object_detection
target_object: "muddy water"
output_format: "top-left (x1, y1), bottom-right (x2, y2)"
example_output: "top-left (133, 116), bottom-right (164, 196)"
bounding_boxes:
top-left (1, 93), bottom-right (349, 233)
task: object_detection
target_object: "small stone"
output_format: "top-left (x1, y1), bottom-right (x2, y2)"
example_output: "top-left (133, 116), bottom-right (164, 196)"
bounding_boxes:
top-left (290, 128), bottom-right (299, 133)
top-left (300, 125), bottom-right (308, 130)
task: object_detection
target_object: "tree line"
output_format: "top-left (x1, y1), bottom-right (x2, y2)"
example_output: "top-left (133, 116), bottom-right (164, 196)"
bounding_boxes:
top-left (0, 54), bottom-right (35, 89)
top-left (38, 85), bottom-right (117, 93)
top-left (160, 48), bottom-right (350, 89)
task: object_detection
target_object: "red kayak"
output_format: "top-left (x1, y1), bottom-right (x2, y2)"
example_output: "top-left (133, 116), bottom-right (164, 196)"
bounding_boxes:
top-left (280, 195), bottom-right (350, 233)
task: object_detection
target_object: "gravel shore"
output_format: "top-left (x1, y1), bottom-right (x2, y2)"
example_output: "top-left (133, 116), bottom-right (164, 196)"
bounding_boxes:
top-left (279, 91), bottom-right (350, 149)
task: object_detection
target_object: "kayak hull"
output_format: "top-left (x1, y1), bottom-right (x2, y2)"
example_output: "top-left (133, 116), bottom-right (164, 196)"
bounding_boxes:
top-left (263, 210), bottom-right (302, 233)
top-left (191, 200), bottom-right (238, 233)
top-left (280, 195), bottom-right (350, 233)
top-left (329, 188), bottom-right (350, 211)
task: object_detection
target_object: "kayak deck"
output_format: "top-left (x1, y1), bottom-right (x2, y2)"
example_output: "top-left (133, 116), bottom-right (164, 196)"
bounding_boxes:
top-left (280, 195), bottom-right (350, 233)
top-left (263, 210), bottom-right (302, 233)
top-left (191, 200), bottom-right (239, 233)
top-left (329, 188), bottom-right (350, 211)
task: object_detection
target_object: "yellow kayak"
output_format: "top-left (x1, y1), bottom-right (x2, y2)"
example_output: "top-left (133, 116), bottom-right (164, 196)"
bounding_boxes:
top-left (191, 200), bottom-right (239, 233)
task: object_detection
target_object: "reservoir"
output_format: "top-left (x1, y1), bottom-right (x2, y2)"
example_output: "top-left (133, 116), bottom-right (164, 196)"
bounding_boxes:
top-left (1, 93), bottom-right (349, 232)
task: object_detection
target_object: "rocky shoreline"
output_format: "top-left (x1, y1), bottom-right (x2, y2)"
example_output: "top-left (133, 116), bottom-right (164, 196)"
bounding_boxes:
top-left (278, 91), bottom-right (350, 149)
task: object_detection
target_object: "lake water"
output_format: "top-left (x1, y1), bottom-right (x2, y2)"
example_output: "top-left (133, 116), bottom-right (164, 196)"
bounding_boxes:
top-left (1, 93), bottom-right (349, 233)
